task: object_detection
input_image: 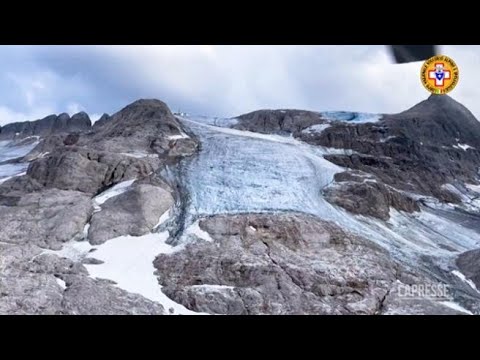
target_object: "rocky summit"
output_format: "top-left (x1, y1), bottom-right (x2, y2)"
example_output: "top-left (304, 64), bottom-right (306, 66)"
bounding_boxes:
top-left (1, 95), bottom-right (480, 315)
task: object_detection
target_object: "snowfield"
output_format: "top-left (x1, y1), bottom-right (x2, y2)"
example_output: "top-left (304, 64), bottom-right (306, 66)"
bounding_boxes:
top-left (84, 232), bottom-right (201, 315)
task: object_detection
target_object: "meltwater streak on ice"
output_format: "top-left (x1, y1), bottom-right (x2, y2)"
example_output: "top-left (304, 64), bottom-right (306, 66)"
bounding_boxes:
top-left (178, 116), bottom-right (480, 263)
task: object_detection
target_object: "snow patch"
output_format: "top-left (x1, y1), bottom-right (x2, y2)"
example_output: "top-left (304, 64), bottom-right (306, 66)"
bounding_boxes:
top-left (380, 136), bottom-right (397, 143)
top-left (466, 184), bottom-right (480, 193)
top-left (0, 171), bottom-right (26, 184)
top-left (452, 270), bottom-right (480, 293)
top-left (153, 209), bottom-right (172, 230)
top-left (439, 301), bottom-right (473, 315)
top-left (93, 179), bottom-right (136, 208)
top-left (83, 232), bottom-right (202, 315)
top-left (302, 124), bottom-right (331, 135)
top-left (185, 220), bottom-right (214, 243)
top-left (453, 143), bottom-right (475, 151)
top-left (83, 224), bottom-right (90, 240)
top-left (190, 284), bottom-right (235, 292)
top-left (44, 240), bottom-right (94, 263)
top-left (55, 278), bottom-right (67, 290)
top-left (169, 133), bottom-right (189, 140)
top-left (120, 152), bottom-right (158, 159)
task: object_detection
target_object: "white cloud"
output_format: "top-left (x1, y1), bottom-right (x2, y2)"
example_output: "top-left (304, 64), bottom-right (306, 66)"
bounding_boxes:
top-left (1, 45), bottom-right (480, 125)
top-left (66, 102), bottom-right (84, 115)
top-left (0, 105), bottom-right (55, 127)
top-left (86, 45), bottom-right (480, 118)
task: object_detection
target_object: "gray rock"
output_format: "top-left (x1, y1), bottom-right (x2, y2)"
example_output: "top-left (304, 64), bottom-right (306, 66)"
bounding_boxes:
top-left (0, 175), bottom-right (45, 196)
top-left (92, 113), bottom-right (111, 129)
top-left (456, 249), bottom-right (480, 289)
top-left (234, 109), bottom-right (324, 134)
top-left (306, 96), bottom-right (480, 204)
top-left (22, 135), bottom-right (67, 162)
top-left (88, 183), bottom-right (174, 244)
top-left (60, 275), bottom-right (164, 315)
top-left (80, 99), bottom-right (197, 157)
top-left (155, 213), bottom-right (423, 315)
top-left (324, 172), bottom-right (420, 220)
top-left (381, 281), bottom-right (472, 315)
top-left (0, 243), bottom-right (164, 315)
top-left (235, 96), bottom-right (480, 206)
top-left (27, 147), bottom-right (161, 194)
top-left (0, 189), bottom-right (92, 249)
top-left (0, 112), bottom-right (92, 140)
top-left (81, 258), bottom-right (104, 265)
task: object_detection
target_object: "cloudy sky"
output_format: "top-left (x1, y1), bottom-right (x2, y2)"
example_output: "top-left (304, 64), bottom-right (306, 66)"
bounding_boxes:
top-left (0, 45), bottom-right (479, 126)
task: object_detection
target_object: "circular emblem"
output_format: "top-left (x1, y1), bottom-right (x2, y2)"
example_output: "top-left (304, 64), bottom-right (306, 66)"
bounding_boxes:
top-left (420, 55), bottom-right (459, 95)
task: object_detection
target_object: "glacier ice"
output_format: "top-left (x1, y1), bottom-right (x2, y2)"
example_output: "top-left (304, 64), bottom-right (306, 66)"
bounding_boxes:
top-left (0, 139), bottom-right (39, 181)
top-left (176, 116), bottom-right (480, 266)
top-left (319, 111), bottom-right (382, 124)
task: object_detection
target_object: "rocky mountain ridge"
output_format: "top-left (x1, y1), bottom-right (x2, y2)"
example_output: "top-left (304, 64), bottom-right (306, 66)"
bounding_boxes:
top-left (1, 95), bottom-right (479, 315)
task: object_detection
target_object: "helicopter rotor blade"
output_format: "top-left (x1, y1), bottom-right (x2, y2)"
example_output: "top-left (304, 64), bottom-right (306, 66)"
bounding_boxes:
top-left (390, 45), bottom-right (437, 64)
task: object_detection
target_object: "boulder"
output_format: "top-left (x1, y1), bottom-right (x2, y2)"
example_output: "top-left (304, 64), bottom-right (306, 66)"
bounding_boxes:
top-left (88, 183), bottom-right (174, 244)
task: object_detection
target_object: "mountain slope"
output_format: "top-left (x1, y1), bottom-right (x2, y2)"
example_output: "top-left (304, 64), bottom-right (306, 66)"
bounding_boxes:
top-left (1, 96), bottom-right (480, 315)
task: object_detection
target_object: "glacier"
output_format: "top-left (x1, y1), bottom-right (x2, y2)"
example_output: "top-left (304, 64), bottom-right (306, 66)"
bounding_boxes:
top-left (175, 115), bottom-right (480, 268)
top-left (0, 139), bottom-right (39, 182)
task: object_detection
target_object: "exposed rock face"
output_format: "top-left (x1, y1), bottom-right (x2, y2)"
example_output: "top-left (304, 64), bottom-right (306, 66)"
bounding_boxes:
top-left (0, 98), bottom-right (201, 315)
top-left (154, 213), bottom-right (429, 315)
top-left (27, 148), bottom-right (160, 194)
top-left (22, 135), bottom-right (68, 162)
top-left (456, 249), bottom-right (480, 289)
top-left (0, 189), bottom-right (92, 250)
top-left (59, 276), bottom-right (164, 315)
top-left (2, 95), bottom-right (479, 315)
top-left (234, 109), bottom-right (324, 134)
top-left (234, 96), bottom-right (480, 206)
top-left (80, 99), bottom-right (197, 157)
top-left (92, 113), bottom-right (111, 129)
top-left (302, 96), bottom-right (480, 203)
top-left (324, 171), bottom-right (420, 220)
top-left (88, 183), bottom-right (174, 244)
top-left (380, 281), bottom-right (471, 315)
top-left (0, 112), bottom-right (92, 140)
top-left (0, 244), bottom-right (164, 315)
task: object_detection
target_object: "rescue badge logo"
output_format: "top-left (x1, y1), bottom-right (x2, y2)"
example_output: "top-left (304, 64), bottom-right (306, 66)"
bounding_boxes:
top-left (421, 55), bottom-right (459, 95)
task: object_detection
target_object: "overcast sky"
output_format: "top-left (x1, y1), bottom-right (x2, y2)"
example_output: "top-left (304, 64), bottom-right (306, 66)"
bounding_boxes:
top-left (0, 45), bottom-right (479, 126)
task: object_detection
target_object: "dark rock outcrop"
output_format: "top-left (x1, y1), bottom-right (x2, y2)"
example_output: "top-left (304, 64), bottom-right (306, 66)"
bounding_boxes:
top-left (92, 113), bottom-right (111, 129)
top-left (80, 99), bottom-right (198, 157)
top-left (26, 147), bottom-right (160, 194)
top-left (456, 249), bottom-right (480, 289)
top-left (234, 109), bottom-right (324, 134)
top-left (324, 172), bottom-right (420, 220)
top-left (234, 96), bottom-right (480, 206)
top-left (0, 112), bottom-right (92, 140)
top-left (302, 96), bottom-right (480, 203)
